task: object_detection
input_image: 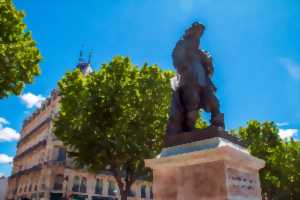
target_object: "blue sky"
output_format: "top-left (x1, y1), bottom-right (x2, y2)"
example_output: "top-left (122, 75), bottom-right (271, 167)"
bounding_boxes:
top-left (0, 0), bottom-right (300, 176)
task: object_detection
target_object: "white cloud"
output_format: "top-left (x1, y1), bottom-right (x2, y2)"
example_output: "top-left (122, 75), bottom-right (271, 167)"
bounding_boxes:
top-left (278, 128), bottom-right (298, 140)
top-left (276, 122), bottom-right (289, 127)
top-left (279, 57), bottom-right (300, 80)
top-left (0, 127), bottom-right (20, 142)
top-left (20, 92), bottom-right (46, 108)
top-left (0, 172), bottom-right (4, 177)
top-left (0, 154), bottom-right (13, 164)
top-left (0, 117), bottom-right (20, 142)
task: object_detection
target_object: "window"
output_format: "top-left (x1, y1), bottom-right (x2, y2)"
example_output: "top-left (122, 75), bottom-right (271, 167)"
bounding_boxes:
top-left (39, 192), bottom-right (45, 198)
top-left (150, 187), bottom-right (153, 199)
top-left (31, 193), bottom-right (38, 200)
top-left (40, 177), bottom-right (46, 190)
top-left (53, 174), bottom-right (64, 190)
top-left (28, 184), bottom-right (32, 192)
top-left (108, 180), bottom-right (117, 196)
top-left (80, 177), bottom-right (87, 193)
top-left (56, 148), bottom-right (66, 162)
top-left (41, 182), bottom-right (46, 190)
top-left (72, 176), bottom-right (80, 192)
top-left (95, 178), bottom-right (103, 194)
top-left (141, 185), bottom-right (146, 198)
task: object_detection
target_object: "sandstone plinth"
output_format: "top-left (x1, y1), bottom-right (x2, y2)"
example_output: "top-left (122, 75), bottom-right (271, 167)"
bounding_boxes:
top-left (145, 137), bottom-right (265, 200)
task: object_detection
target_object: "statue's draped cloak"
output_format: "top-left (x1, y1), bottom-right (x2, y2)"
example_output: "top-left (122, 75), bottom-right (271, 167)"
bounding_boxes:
top-left (172, 38), bottom-right (208, 89)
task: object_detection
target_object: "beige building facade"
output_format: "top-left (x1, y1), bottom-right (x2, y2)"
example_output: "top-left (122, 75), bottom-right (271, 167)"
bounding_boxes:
top-left (6, 63), bottom-right (153, 200)
top-left (0, 176), bottom-right (8, 200)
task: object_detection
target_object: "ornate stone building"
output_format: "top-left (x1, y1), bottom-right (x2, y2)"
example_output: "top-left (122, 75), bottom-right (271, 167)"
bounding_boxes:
top-left (0, 176), bottom-right (8, 200)
top-left (5, 60), bottom-right (153, 200)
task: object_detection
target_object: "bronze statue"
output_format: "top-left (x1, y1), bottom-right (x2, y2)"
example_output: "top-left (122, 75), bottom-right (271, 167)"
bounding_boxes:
top-left (166, 22), bottom-right (225, 135)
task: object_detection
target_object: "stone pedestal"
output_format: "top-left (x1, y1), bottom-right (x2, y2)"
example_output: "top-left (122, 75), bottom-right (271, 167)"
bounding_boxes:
top-left (145, 136), bottom-right (265, 200)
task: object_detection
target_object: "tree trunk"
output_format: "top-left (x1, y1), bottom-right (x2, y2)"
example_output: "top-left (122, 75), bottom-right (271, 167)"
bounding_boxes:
top-left (120, 189), bottom-right (127, 200)
top-left (111, 165), bottom-right (135, 200)
top-left (112, 174), bottom-right (127, 200)
top-left (111, 166), bottom-right (127, 200)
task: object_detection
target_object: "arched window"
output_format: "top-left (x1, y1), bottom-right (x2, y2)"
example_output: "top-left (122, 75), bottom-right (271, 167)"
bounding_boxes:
top-left (80, 177), bottom-right (87, 193)
top-left (95, 178), bottom-right (103, 194)
top-left (141, 185), bottom-right (146, 198)
top-left (53, 174), bottom-right (64, 190)
top-left (72, 176), bottom-right (80, 192)
top-left (108, 180), bottom-right (117, 196)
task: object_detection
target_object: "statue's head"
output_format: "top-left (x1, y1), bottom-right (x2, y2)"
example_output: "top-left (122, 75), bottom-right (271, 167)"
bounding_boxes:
top-left (183, 22), bottom-right (205, 40)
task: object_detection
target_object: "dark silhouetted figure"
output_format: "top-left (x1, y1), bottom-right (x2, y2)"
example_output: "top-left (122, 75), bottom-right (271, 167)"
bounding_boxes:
top-left (166, 22), bottom-right (225, 135)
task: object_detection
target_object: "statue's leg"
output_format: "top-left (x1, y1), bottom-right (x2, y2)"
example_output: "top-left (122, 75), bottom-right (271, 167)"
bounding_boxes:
top-left (184, 110), bottom-right (198, 132)
top-left (205, 89), bottom-right (225, 128)
top-left (166, 90), bottom-right (184, 135)
top-left (180, 85), bottom-right (200, 132)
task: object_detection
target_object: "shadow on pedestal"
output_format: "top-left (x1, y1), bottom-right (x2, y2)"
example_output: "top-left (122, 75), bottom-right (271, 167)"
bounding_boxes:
top-left (146, 128), bottom-right (265, 200)
top-left (164, 126), bottom-right (244, 147)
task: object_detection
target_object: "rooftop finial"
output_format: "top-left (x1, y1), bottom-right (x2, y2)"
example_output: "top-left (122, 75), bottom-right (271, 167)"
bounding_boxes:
top-left (88, 50), bottom-right (93, 64)
top-left (76, 46), bottom-right (93, 75)
top-left (79, 45), bottom-right (84, 63)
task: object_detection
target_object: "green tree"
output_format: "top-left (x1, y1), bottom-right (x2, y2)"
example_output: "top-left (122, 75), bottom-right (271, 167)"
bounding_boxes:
top-left (235, 120), bottom-right (300, 200)
top-left (0, 0), bottom-right (41, 98)
top-left (54, 56), bottom-right (174, 200)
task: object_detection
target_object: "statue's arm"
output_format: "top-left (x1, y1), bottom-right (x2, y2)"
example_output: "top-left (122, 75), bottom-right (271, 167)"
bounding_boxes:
top-left (201, 50), bottom-right (214, 76)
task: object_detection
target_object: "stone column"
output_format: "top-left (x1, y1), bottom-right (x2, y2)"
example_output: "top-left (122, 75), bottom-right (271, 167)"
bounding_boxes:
top-left (145, 137), bottom-right (265, 200)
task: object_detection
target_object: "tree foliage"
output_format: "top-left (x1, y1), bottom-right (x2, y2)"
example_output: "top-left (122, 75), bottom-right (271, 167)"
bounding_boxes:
top-left (0, 0), bottom-right (41, 98)
top-left (54, 56), bottom-right (174, 200)
top-left (235, 120), bottom-right (300, 200)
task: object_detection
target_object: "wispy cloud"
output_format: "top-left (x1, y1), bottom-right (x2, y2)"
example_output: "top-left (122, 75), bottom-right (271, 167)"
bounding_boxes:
top-left (0, 117), bottom-right (8, 125)
top-left (279, 57), bottom-right (300, 80)
top-left (276, 122), bottom-right (289, 127)
top-left (20, 92), bottom-right (46, 108)
top-left (278, 128), bottom-right (298, 140)
top-left (0, 117), bottom-right (9, 129)
top-left (0, 154), bottom-right (13, 164)
top-left (0, 117), bottom-right (20, 142)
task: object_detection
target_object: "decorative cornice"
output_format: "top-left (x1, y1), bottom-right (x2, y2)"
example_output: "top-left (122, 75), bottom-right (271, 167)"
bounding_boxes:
top-left (22, 89), bottom-right (59, 129)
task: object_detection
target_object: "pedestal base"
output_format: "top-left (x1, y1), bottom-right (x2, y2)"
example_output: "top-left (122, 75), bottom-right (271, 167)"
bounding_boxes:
top-left (145, 137), bottom-right (265, 200)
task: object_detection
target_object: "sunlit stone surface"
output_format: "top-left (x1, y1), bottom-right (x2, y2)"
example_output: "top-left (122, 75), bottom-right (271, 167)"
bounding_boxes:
top-left (145, 138), bottom-right (265, 200)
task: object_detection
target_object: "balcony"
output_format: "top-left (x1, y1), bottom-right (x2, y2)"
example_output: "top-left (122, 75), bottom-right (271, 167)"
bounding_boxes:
top-left (17, 117), bottom-right (51, 147)
top-left (14, 140), bottom-right (47, 161)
